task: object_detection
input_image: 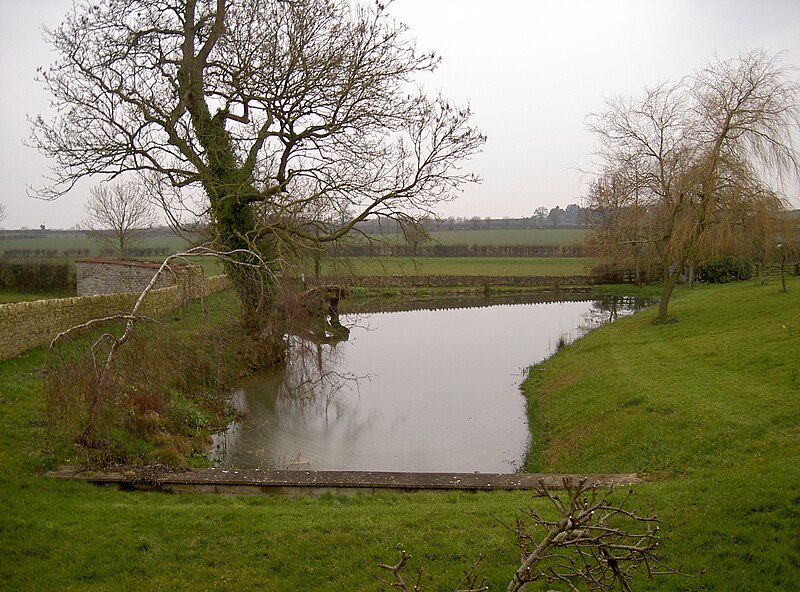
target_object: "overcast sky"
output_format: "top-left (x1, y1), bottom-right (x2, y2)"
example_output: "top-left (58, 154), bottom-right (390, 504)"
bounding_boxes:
top-left (1, 0), bottom-right (799, 229)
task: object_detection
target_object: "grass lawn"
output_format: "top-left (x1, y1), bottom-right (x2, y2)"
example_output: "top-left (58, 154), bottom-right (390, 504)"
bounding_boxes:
top-left (1, 277), bottom-right (798, 590)
top-left (0, 337), bottom-right (529, 591)
top-left (523, 276), bottom-right (800, 589)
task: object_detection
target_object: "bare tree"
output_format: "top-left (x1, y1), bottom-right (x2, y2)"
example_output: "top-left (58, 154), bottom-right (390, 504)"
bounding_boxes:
top-left (505, 478), bottom-right (666, 591)
top-left (588, 50), bottom-right (799, 320)
top-left (30, 0), bottom-right (485, 352)
top-left (82, 182), bottom-right (159, 258)
top-left (0, 203), bottom-right (6, 226)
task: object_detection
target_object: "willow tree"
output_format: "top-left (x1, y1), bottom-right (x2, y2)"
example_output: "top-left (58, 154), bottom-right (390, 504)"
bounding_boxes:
top-left (31, 0), bottom-right (484, 348)
top-left (584, 162), bottom-right (660, 285)
top-left (588, 50), bottom-right (799, 320)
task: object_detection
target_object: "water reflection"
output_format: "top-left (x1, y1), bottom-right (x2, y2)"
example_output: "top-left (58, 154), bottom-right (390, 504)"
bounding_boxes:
top-left (211, 295), bottom-right (645, 472)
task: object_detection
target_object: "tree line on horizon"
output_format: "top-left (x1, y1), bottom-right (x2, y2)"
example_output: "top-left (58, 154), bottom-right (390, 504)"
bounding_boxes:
top-left (354, 204), bottom-right (586, 233)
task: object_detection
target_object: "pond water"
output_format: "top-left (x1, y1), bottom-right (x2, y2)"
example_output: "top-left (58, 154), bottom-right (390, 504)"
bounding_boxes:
top-left (210, 295), bottom-right (643, 473)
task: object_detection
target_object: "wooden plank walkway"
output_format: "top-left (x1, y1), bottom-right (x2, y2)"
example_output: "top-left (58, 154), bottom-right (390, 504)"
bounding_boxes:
top-left (50, 467), bottom-right (642, 496)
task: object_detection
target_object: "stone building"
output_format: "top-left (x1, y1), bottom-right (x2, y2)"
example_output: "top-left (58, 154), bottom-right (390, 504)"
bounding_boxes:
top-left (76, 258), bottom-right (203, 298)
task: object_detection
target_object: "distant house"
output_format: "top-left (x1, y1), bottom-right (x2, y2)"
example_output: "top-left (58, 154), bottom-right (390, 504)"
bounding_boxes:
top-left (76, 258), bottom-right (202, 298)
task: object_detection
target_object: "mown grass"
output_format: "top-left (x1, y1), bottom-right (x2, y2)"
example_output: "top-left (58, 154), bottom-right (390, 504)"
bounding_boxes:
top-left (0, 342), bottom-right (529, 590)
top-left (523, 276), bottom-right (800, 589)
top-left (1, 277), bottom-right (798, 590)
top-left (523, 277), bottom-right (800, 476)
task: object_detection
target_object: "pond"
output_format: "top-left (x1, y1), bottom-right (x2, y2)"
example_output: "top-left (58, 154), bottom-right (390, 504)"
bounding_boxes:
top-left (210, 295), bottom-right (644, 473)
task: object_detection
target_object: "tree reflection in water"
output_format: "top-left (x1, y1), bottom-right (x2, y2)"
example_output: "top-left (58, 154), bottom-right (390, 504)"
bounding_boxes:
top-left (211, 295), bottom-right (649, 472)
top-left (210, 318), bottom-right (371, 469)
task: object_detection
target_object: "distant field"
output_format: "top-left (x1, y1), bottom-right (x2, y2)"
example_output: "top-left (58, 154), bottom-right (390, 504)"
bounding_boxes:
top-left (427, 228), bottom-right (585, 246)
top-left (0, 232), bottom-right (97, 254)
top-left (0, 229), bottom-right (592, 293)
top-left (1, 228), bottom-right (585, 255)
top-left (0, 230), bottom-right (190, 258)
top-left (0, 229), bottom-right (219, 274)
top-left (320, 256), bottom-right (595, 277)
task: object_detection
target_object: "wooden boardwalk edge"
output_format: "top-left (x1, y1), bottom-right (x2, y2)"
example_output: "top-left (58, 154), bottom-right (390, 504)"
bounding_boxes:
top-left (49, 467), bottom-right (643, 496)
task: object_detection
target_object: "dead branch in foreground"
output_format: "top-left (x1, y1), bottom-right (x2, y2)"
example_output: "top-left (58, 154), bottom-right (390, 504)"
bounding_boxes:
top-left (379, 477), bottom-right (686, 592)
top-left (377, 550), bottom-right (488, 592)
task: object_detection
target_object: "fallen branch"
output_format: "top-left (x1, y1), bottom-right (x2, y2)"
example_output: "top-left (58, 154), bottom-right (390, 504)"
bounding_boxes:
top-left (506, 476), bottom-right (673, 592)
top-left (378, 477), bottom-right (687, 592)
top-left (378, 551), bottom-right (489, 592)
top-left (377, 551), bottom-right (421, 591)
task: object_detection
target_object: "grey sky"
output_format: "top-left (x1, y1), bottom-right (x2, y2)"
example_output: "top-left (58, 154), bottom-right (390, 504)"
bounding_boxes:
top-left (1, 0), bottom-right (799, 229)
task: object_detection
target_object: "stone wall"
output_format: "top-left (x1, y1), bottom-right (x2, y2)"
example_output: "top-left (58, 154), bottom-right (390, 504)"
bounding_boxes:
top-left (0, 272), bottom-right (593, 360)
top-left (0, 275), bottom-right (230, 360)
top-left (336, 274), bottom-right (595, 288)
top-left (76, 258), bottom-right (202, 297)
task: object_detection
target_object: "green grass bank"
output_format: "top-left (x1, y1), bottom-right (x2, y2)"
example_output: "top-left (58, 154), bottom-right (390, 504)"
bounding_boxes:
top-left (523, 276), bottom-right (800, 589)
top-left (1, 278), bottom-right (798, 590)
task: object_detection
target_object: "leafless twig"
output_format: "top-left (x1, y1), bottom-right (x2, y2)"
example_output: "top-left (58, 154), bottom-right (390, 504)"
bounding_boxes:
top-left (505, 476), bottom-right (676, 592)
top-left (379, 477), bottom-right (687, 592)
top-left (377, 551), bottom-right (422, 592)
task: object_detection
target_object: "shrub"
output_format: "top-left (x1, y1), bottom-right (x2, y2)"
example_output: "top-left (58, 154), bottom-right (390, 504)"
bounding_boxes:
top-left (0, 261), bottom-right (75, 292)
top-left (44, 315), bottom-right (249, 467)
top-left (695, 257), bottom-right (753, 283)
